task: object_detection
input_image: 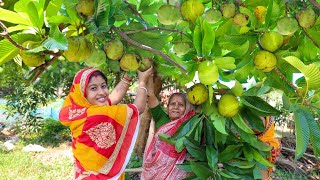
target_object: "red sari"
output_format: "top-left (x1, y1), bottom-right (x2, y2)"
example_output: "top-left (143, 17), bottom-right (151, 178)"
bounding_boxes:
top-left (59, 68), bottom-right (139, 180)
top-left (141, 110), bottom-right (196, 180)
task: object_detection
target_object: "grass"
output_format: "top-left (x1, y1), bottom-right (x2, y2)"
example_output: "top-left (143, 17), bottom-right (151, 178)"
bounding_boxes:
top-left (0, 144), bottom-right (73, 180)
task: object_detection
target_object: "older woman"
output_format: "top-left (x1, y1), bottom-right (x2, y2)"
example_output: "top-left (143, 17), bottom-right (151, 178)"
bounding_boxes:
top-left (141, 79), bottom-right (196, 179)
top-left (59, 67), bottom-right (153, 180)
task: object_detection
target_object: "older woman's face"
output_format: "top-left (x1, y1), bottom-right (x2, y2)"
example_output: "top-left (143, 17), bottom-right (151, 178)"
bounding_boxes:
top-left (86, 75), bottom-right (109, 106)
top-left (168, 95), bottom-right (186, 120)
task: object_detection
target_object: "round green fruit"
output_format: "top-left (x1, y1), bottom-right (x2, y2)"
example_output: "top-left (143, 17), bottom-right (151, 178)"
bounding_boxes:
top-left (181, 0), bottom-right (205, 22)
top-left (20, 41), bottom-right (45, 67)
top-left (259, 31), bottom-right (283, 52)
top-left (198, 60), bottom-right (219, 85)
top-left (120, 53), bottom-right (140, 72)
top-left (218, 94), bottom-right (239, 117)
top-left (84, 49), bottom-right (107, 67)
top-left (76, 0), bottom-right (94, 18)
top-left (296, 8), bottom-right (316, 29)
top-left (138, 57), bottom-right (152, 71)
top-left (64, 36), bottom-right (93, 62)
top-left (174, 42), bottom-right (190, 56)
top-left (187, 83), bottom-right (208, 105)
top-left (220, 3), bottom-right (235, 18)
top-left (276, 17), bottom-right (299, 35)
top-left (254, 6), bottom-right (267, 23)
top-left (204, 9), bottom-right (222, 24)
top-left (233, 13), bottom-right (249, 26)
top-left (104, 40), bottom-right (124, 61)
top-left (254, 50), bottom-right (277, 72)
top-left (157, 5), bottom-right (181, 25)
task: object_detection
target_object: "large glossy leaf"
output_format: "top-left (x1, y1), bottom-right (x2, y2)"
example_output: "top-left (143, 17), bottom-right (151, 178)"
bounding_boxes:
top-left (42, 25), bottom-right (68, 50)
top-left (232, 115), bottom-right (254, 135)
top-left (240, 108), bottom-right (265, 132)
top-left (0, 7), bottom-right (31, 25)
top-left (218, 144), bottom-right (243, 163)
top-left (190, 161), bottom-right (213, 179)
top-left (206, 145), bottom-right (218, 170)
top-left (232, 123), bottom-right (272, 152)
top-left (201, 18), bottom-right (215, 57)
top-left (0, 34), bottom-right (40, 65)
top-left (46, 0), bottom-right (63, 18)
top-left (193, 24), bottom-right (202, 56)
top-left (227, 40), bottom-right (249, 58)
top-left (251, 147), bottom-right (274, 167)
top-left (283, 56), bottom-right (320, 90)
top-left (184, 137), bottom-right (206, 161)
top-left (241, 96), bottom-right (281, 116)
top-left (171, 114), bottom-right (200, 140)
top-left (214, 57), bottom-right (236, 70)
top-left (219, 169), bottom-right (241, 179)
top-left (293, 106), bottom-right (310, 159)
top-left (211, 114), bottom-right (228, 135)
top-left (301, 106), bottom-right (320, 157)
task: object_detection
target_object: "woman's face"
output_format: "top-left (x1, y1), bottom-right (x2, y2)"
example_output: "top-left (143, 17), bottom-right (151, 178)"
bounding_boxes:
top-left (85, 75), bottom-right (109, 106)
top-left (168, 95), bottom-right (186, 120)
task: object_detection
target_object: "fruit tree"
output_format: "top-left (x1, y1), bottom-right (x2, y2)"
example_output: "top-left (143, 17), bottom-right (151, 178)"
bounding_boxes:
top-left (0, 0), bottom-right (320, 178)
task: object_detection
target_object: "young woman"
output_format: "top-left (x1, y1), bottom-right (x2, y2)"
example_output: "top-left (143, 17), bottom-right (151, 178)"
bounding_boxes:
top-left (59, 67), bottom-right (153, 180)
top-left (141, 79), bottom-right (196, 179)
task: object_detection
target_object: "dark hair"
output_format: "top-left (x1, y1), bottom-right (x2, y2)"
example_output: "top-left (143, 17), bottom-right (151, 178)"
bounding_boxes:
top-left (89, 70), bottom-right (108, 83)
top-left (168, 92), bottom-right (187, 106)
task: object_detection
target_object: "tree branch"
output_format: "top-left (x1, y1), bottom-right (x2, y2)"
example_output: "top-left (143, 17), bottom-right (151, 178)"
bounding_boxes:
top-left (0, 20), bottom-right (28, 50)
top-left (124, 27), bottom-right (189, 37)
top-left (273, 67), bottom-right (303, 97)
top-left (309, 0), bottom-right (320, 11)
top-left (124, 0), bottom-right (146, 23)
top-left (28, 53), bottom-right (61, 83)
top-left (111, 26), bottom-right (187, 73)
top-left (303, 28), bottom-right (320, 48)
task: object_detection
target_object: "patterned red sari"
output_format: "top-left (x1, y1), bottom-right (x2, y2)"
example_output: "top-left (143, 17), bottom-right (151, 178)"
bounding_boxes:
top-left (141, 110), bottom-right (196, 180)
top-left (59, 68), bottom-right (139, 180)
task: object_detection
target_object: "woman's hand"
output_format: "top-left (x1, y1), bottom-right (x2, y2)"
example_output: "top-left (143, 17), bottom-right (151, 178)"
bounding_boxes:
top-left (137, 66), bottom-right (153, 84)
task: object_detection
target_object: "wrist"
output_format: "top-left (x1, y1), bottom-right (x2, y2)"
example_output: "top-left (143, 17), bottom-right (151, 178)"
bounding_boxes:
top-left (123, 74), bottom-right (133, 82)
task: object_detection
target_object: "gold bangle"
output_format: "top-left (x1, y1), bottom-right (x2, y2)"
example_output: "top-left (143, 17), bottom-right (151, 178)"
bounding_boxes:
top-left (121, 78), bottom-right (131, 85)
top-left (139, 87), bottom-right (148, 94)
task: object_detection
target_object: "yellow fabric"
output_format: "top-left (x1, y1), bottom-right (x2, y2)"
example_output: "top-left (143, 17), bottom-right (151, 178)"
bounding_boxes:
top-left (118, 173), bottom-right (125, 180)
top-left (87, 105), bottom-right (127, 126)
top-left (74, 142), bottom-right (109, 172)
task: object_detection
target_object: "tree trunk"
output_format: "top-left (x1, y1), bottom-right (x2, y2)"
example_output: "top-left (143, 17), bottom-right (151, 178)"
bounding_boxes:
top-left (133, 74), bottom-right (163, 157)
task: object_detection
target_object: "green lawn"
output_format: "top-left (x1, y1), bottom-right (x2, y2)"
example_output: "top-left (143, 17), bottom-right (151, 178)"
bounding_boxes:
top-left (0, 145), bottom-right (73, 180)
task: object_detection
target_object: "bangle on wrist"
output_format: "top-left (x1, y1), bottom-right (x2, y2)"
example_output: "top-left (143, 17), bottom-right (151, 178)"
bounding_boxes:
top-left (123, 76), bottom-right (132, 82)
top-left (139, 87), bottom-right (148, 94)
top-left (121, 78), bottom-right (131, 85)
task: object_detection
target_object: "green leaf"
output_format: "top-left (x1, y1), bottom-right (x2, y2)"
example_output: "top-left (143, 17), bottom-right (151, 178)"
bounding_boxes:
top-left (26, 1), bottom-right (43, 30)
top-left (176, 162), bottom-right (193, 172)
top-left (251, 147), bottom-right (274, 167)
top-left (184, 136), bottom-right (206, 161)
top-left (227, 40), bottom-right (249, 58)
top-left (301, 106), bottom-right (320, 157)
top-left (63, 0), bottom-right (81, 27)
top-left (215, 19), bottom-right (233, 37)
top-left (243, 145), bottom-right (254, 161)
top-left (226, 159), bottom-right (256, 169)
top-left (46, 0), bottom-right (63, 18)
top-left (232, 123), bottom-right (272, 152)
top-left (214, 57), bottom-right (236, 70)
top-left (206, 145), bottom-right (218, 170)
top-left (240, 108), bottom-right (265, 132)
top-left (158, 133), bottom-right (176, 145)
top-left (0, 34), bottom-right (40, 65)
top-left (193, 24), bottom-right (202, 56)
top-left (190, 161), bottom-right (213, 179)
top-left (241, 96), bottom-right (281, 116)
top-left (175, 137), bottom-right (185, 153)
top-left (219, 170), bottom-right (241, 179)
top-left (218, 144), bottom-right (243, 163)
top-left (201, 18), bottom-right (215, 57)
top-left (171, 114), bottom-right (200, 140)
top-left (42, 25), bottom-right (68, 50)
top-left (283, 56), bottom-right (320, 90)
top-left (48, 15), bottom-right (72, 25)
top-left (0, 7), bottom-right (31, 25)
top-left (232, 114), bottom-right (254, 134)
top-left (7, 25), bottom-right (31, 33)
top-left (293, 106), bottom-right (311, 159)
top-left (212, 114), bottom-right (228, 135)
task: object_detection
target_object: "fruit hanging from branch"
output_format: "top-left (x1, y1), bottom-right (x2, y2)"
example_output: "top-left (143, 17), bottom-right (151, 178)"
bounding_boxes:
top-left (63, 36), bottom-right (93, 62)
top-left (181, 0), bottom-right (205, 22)
top-left (254, 50), bottom-right (277, 72)
top-left (259, 31), bottom-right (284, 52)
top-left (20, 41), bottom-right (45, 67)
top-left (220, 3), bottom-right (236, 18)
top-left (296, 8), bottom-right (316, 29)
top-left (218, 94), bottom-right (240, 117)
top-left (119, 53), bottom-right (140, 72)
top-left (157, 4), bottom-right (181, 25)
top-left (104, 40), bottom-right (124, 61)
top-left (187, 83), bottom-right (209, 105)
